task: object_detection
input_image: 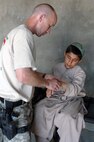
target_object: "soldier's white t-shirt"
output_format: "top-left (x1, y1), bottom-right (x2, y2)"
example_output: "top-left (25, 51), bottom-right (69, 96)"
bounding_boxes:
top-left (0, 24), bottom-right (36, 102)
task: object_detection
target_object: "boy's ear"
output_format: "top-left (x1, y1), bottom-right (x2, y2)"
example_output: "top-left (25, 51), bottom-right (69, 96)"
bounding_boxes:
top-left (78, 59), bottom-right (82, 63)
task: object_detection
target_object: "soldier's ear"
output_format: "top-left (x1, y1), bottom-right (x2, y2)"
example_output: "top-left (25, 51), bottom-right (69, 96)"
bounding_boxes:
top-left (39, 14), bottom-right (46, 22)
top-left (78, 59), bottom-right (82, 63)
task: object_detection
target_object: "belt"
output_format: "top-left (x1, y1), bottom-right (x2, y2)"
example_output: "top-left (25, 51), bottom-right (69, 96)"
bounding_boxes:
top-left (0, 97), bottom-right (26, 109)
top-left (17, 125), bottom-right (31, 133)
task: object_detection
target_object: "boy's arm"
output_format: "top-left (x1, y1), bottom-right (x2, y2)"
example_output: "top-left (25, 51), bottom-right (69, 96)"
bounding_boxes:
top-left (63, 68), bottom-right (86, 97)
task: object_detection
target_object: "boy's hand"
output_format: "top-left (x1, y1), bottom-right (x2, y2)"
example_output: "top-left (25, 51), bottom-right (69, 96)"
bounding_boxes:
top-left (46, 89), bottom-right (52, 98)
top-left (61, 81), bottom-right (67, 91)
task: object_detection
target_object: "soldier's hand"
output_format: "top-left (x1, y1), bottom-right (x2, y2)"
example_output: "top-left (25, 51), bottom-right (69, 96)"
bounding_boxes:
top-left (46, 78), bottom-right (62, 91)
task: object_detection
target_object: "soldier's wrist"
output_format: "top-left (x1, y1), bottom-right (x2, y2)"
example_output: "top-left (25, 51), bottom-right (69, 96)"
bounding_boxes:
top-left (44, 79), bottom-right (49, 89)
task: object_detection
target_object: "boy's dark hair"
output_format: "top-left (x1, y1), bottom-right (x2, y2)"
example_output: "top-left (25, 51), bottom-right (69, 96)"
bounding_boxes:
top-left (65, 45), bottom-right (82, 60)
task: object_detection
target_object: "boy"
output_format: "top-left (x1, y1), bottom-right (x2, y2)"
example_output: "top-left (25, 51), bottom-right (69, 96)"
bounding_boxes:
top-left (32, 42), bottom-right (87, 142)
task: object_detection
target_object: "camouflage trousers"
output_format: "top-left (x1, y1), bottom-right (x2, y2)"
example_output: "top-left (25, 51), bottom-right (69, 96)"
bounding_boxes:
top-left (0, 100), bottom-right (33, 142)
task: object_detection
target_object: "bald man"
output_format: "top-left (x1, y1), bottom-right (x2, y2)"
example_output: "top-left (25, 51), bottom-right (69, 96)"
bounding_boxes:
top-left (0, 3), bottom-right (60, 142)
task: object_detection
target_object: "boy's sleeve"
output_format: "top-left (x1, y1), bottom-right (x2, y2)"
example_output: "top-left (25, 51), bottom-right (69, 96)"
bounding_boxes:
top-left (64, 68), bottom-right (86, 97)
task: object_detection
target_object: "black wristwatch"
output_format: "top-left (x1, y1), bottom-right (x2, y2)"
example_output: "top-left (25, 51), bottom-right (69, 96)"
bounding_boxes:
top-left (42, 73), bottom-right (46, 78)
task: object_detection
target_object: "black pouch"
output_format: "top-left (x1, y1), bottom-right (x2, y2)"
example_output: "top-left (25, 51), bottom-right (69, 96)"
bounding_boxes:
top-left (2, 120), bottom-right (17, 140)
top-left (1, 109), bottom-right (17, 140)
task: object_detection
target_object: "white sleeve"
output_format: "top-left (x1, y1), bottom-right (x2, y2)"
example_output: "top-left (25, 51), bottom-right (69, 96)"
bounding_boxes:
top-left (13, 29), bottom-right (36, 70)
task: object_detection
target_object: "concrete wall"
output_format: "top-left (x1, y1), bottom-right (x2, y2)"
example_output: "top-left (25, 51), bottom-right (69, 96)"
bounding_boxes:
top-left (0, 0), bottom-right (94, 97)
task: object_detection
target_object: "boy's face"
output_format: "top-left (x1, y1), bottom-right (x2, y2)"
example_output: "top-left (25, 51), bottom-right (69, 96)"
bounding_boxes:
top-left (64, 52), bottom-right (80, 69)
